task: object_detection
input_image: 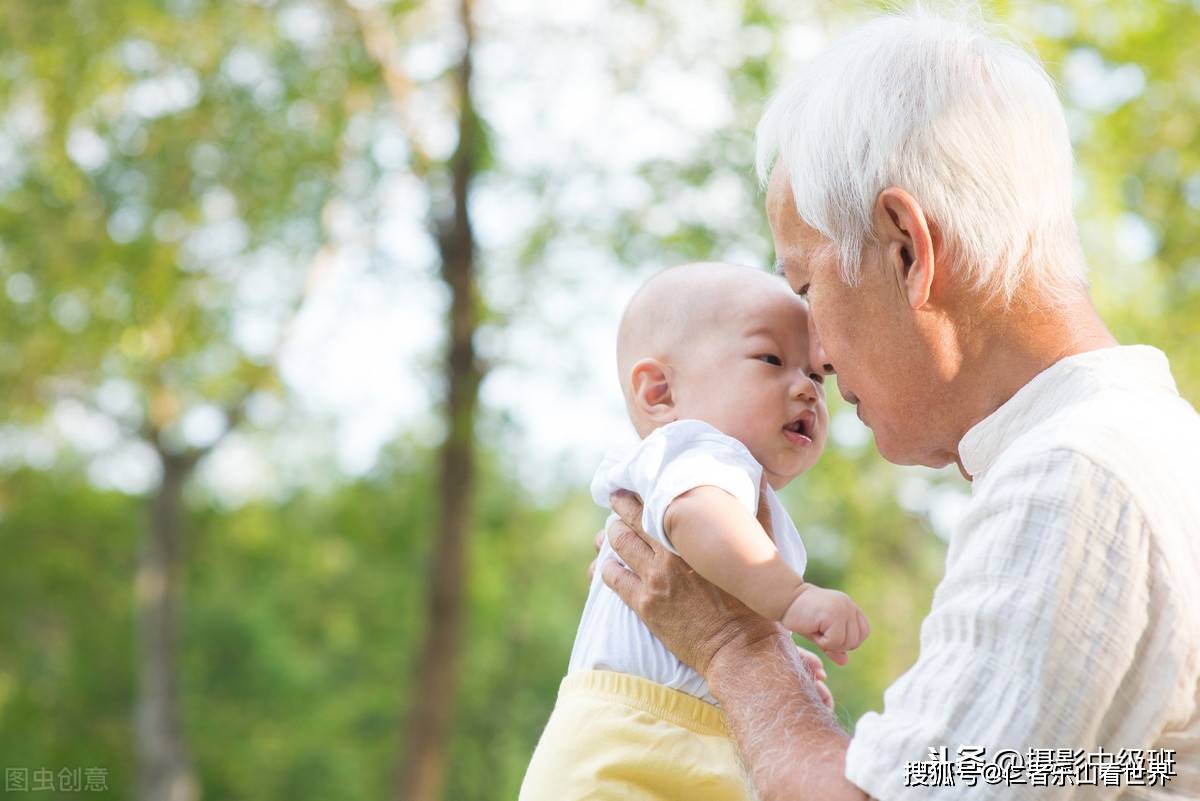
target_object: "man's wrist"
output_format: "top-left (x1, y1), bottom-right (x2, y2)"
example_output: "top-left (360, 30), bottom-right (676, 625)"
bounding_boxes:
top-left (704, 624), bottom-right (797, 698)
top-left (705, 624), bottom-right (856, 801)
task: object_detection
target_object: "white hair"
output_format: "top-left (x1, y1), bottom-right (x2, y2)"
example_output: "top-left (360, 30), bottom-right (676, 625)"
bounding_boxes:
top-left (756, 2), bottom-right (1087, 305)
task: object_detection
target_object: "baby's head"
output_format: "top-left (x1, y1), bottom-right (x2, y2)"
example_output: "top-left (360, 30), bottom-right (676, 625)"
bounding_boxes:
top-left (617, 262), bottom-right (829, 489)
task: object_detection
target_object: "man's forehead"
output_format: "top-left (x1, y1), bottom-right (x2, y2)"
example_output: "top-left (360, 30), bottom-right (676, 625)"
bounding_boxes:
top-left (765, 169), bottom-right (819, 281)
top-left (765, 167), bottom-right (792, 222)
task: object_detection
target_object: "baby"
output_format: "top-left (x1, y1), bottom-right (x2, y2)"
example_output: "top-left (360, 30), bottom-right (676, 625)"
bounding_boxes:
top-left (521, 262), bottom-right (869, 801)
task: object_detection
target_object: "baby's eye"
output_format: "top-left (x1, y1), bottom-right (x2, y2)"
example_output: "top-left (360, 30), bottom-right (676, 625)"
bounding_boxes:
top-left (808, 372), bottom-right (824, 385)
top-left (756, 354), bottom-right (783, 366)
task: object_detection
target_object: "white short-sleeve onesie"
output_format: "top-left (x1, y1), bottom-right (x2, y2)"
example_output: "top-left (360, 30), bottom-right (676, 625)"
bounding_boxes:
top-left (569, 419), bottom-right (808, 705)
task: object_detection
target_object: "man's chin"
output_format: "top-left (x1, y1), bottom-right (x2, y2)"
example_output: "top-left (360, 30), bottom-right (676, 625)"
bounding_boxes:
top-left (875, 434), bottom-right (953, 470)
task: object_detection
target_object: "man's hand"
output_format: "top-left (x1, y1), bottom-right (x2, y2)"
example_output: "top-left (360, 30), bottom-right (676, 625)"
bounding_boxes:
top-left (600, 490), bottom-right (832, 683)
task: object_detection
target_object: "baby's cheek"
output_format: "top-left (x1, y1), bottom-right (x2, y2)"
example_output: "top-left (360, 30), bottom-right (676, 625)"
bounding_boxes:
top-left (727, 421), bottom-right (762, 453)
top-left (748, 423), bottom-right (784, 463)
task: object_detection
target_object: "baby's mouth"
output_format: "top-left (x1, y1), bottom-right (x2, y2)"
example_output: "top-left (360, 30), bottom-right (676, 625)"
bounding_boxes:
top-left (783, 410), bottom-right (816, 445)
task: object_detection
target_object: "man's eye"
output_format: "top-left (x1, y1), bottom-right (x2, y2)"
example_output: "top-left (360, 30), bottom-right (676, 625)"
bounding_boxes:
top-left (756, 354), bottom-right (783, 366)
top-left (798, 283), bottom-right (810, 298)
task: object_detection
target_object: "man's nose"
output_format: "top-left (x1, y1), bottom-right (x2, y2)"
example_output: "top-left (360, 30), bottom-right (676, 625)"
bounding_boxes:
top-left (808, 313), bottom-right (835, 375)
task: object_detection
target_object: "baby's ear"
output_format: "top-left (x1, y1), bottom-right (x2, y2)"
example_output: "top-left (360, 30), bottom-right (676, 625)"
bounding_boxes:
top-left (629, 358), bottom-right (675, 423)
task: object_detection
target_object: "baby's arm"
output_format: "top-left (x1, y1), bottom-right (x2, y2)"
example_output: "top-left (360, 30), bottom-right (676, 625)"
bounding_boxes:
top-left (664, 486), bottom-right (869, 664)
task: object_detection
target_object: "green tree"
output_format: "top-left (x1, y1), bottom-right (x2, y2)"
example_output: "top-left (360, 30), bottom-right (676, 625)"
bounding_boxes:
top-left (0, 2), bottom-right (373, 797)
top-left (348, 1), bottom-right (492, 798)
top-left (0, 4), bottom-right (1196, 801)
top-left (1024, 0), bottom-right (1200, 389)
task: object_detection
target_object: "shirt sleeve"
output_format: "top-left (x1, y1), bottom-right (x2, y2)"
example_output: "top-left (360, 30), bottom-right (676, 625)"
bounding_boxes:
top-left (845, 448), bottom-right (1157, 800)
top-left (591, 420), bottom-right (763, 554)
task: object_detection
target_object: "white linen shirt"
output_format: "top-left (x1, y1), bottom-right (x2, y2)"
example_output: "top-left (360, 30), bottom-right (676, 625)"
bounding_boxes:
top-left (844, 346), bottom-right (1200, 799)
top-left (569, 419), bottom-right (809, 705)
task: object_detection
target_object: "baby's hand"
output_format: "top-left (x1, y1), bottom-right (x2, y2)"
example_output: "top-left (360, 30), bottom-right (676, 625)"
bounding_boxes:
top-left (780, 586), bottom-right (869, 666)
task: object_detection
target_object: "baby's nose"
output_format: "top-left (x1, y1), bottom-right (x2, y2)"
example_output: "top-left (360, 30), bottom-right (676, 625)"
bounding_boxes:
top-left (791, 372), bottom-right (820, 401)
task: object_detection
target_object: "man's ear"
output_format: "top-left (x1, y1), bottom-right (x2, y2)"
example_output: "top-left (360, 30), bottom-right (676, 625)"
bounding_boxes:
top-left (629, 358), bottom-right (676, 424)
top-left (873, 187), bottom-right (938, 310)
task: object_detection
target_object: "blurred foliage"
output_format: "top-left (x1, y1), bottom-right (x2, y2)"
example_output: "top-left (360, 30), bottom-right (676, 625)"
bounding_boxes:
top-left (1029, 0), bottom-right (1200, 396)
top-left (0, 447), bottom-right (593, 800)
top-left (0, 0), bottom-right (376, 424)
top-left (0, 1), bottom-right (1197, 800)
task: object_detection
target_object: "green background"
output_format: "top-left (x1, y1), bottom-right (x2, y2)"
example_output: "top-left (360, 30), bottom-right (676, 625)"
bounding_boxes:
top-left (1, 1), bottom-right (1197, 798)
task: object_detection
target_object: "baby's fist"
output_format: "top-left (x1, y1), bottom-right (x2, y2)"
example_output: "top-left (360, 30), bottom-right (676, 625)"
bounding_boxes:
top-left (780, 586), bottom-right (870, 665)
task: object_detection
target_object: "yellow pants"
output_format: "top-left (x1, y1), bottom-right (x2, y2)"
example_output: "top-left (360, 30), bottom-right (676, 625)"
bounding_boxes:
top-left (519, 670), bottom-right (756, 801)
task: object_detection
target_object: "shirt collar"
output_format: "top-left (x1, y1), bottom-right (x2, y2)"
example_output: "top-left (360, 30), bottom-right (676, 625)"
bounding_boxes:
top-left (957, 345), bottom-right (1178, 480)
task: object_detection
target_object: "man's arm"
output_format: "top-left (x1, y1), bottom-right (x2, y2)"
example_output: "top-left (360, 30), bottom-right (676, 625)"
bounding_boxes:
top-left (705, 627), bottom-right (868, 801)
top-left (836, 449), bottom-right (1155, 800)
top-left (602, 490), bottom-right (871, 801)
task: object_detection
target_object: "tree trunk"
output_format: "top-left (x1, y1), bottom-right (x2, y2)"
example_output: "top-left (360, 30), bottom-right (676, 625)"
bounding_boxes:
top-left (396, 1), bottom-right (483, 799)
top-left (135, 450), bottom-right (199, 801)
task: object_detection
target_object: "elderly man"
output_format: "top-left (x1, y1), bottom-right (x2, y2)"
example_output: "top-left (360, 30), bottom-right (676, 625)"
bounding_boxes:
top-left (599, 6), bottom-right (1200, 801)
